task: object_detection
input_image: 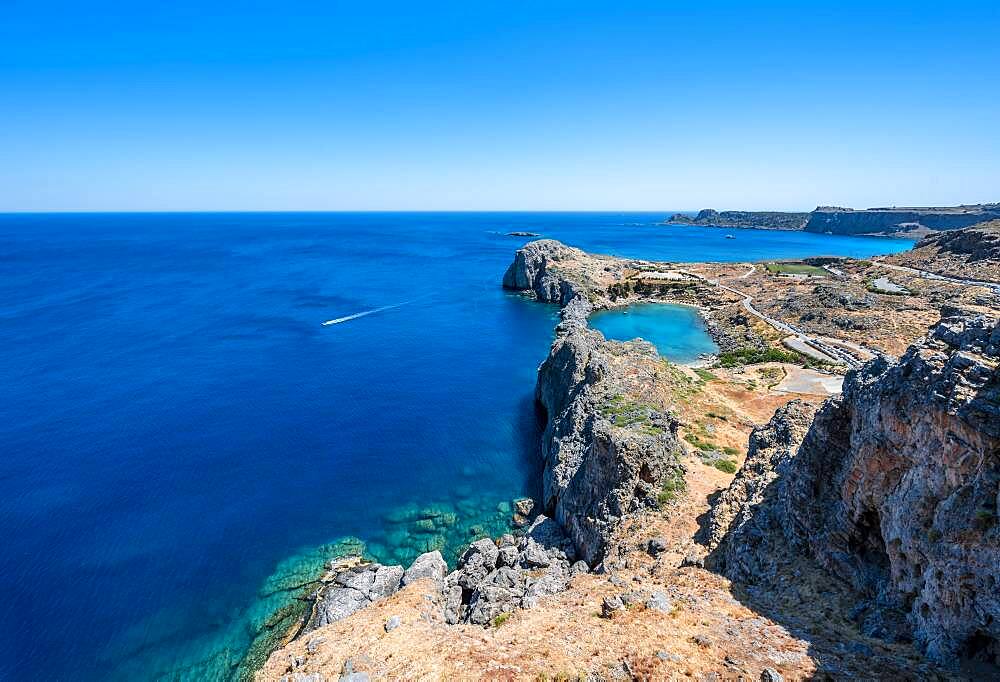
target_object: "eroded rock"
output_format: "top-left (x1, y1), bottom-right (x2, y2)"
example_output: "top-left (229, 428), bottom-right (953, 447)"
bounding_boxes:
top-left (709, 314), bottom-right (1000, 667)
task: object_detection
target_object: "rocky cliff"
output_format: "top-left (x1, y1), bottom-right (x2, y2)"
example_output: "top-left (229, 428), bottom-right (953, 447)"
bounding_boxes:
top-left (667, 204), bottom-right (1000, 237)
top-left (505, 239), bottom-right (687, 566)
top-left (887, 221), bottom-right (1000, 284)
top-left (667, 209), bottom-right (810, 230)
top-left (708, 314), bottom-right (1000, 669)
top-left (501, 238), bottom-right (587, 303)
top-left (805, 205), bottom-right (1000, 236)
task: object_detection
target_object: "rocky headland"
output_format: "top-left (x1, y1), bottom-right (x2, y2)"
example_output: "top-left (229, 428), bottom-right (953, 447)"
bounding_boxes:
top-left (667, 209), bottom-right (811, 231)
top-left (259, 239), bottom-right (998, 680)
top-left (668, 204), bottom-right (1000, 237)
top-left (886, 221), bottom-right (1000, 284)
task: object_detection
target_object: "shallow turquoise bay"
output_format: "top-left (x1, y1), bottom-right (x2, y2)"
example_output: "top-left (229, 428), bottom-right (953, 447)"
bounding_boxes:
top-left (589, 303), bottom-right (720, 363)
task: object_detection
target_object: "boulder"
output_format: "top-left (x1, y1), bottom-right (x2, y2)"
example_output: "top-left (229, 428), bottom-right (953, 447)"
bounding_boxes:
top-left (601, 594), bottom-right (625, 618)
top-left (466, 568), bottom-right (526, 625)
top-left (646, 591), bottom-right (672, 613)
top-left (309, 562), bottom-right (405, 630)
top-left (496, 545), bottom-right (519, 568)
top-left (646, 537), bottom-right (668, 556)
top-left (402, 551), bottom-right (447, 587)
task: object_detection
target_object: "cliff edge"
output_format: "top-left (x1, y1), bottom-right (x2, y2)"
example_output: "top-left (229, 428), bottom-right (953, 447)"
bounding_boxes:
top-left (504, 239), bottom-right (687, 566)
top-left (708, 313), bottom-right (1000, 670)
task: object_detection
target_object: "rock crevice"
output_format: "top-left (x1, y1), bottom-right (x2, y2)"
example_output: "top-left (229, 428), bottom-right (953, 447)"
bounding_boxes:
top-left (708, 314), bottom-right (1000, 667)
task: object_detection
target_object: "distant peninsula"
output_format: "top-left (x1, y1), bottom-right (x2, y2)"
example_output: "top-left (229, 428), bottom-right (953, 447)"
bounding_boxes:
top-left (667, 203), bottom-right (1000, 237)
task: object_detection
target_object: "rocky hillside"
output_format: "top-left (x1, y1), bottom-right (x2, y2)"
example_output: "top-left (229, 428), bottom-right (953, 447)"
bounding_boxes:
top-left (886, 221), bottom-right (1000, 283)
top-left (805, 205), bottom-right (1000, 236)
top-left (667, 209), bottom-right (810, 231)
top-left (667, 204), bottom-right (1000, 237)
top-left (510, 244), bottom-right (688, 566)
top-left (708, 313), bottom-right (1000, 672)
top-left (256, 241), bottom-right (982, 681)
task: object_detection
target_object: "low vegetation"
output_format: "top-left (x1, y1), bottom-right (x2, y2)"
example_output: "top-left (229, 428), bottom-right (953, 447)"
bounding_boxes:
top-left (716, 347), bottom-right (804, 368)
top-left (657, 469), bottom-right (686, 507)
top-left (712, 459), bottom-right (738, 474)
top-left (764, 262), bottom-right (827, 276)
top-left (599, 394), bottom-right (665, 436)
top-left (491, 612), bottom-right (512, 628)
top-left (693, 368), bottom-right (717, 382)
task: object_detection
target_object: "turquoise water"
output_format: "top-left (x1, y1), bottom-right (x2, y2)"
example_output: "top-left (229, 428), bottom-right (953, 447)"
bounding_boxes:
top-left (0, 212), bottom-right (913, 680)
top-left (589, 303), bottom-right (720, 363)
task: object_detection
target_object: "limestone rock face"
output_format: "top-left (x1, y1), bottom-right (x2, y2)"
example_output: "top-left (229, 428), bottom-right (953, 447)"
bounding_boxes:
top-left (502, 239), bottom-right (686, 568)
top-left (534, 325), bottom-right (684, 566)
top-left (501, 239), bottom-right (586, 303)
top-left (704, 399), bottom-right (818, 578)
top-left (309, 562), bottom-right (405, 630)
top-left (401, 551), bottom-right (446, 586)
top-left (444, 515), bottom-right (584, 625)
top-left (711, 314), bottom-right (1000, 666)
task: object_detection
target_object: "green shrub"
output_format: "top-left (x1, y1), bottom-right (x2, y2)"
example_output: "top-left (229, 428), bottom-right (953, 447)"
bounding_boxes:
top-left (492, 612), bottom-right (512, 628)
top-left (716, 347), bottom-right (804, 368)
top-left (683, 433), bottom-right (717, 452)
top-left (694, 368), bottom-right (717, 382)
top-left (713, 459), bottom-right (738, 474)
top-left (657, 470), bottom-right (686, 506)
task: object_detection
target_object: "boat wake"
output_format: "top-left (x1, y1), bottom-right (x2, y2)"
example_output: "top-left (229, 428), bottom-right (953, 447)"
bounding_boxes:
top-left (322, 296), bottom-right (426, 326)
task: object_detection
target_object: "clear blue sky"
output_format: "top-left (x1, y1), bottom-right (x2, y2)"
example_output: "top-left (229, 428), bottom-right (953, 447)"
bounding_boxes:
top-left (2, 1), bottom-right (998, 211)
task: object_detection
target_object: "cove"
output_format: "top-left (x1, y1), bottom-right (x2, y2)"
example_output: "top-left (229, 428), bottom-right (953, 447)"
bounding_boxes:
top-left (589, 303), bottom-right (719, 363)
top-left (0, 212), bottom-right (912, 680)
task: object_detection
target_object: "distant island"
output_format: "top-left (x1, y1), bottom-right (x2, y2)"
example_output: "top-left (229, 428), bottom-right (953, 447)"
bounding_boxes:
top-left (667, 203), bottom-right (1000, 237)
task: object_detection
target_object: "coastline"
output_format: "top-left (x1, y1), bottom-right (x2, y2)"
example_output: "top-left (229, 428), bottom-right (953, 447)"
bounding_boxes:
top-left (250, 240), bottom-right (844, 672)
top-left (254, 235), bottom-right (999, 680)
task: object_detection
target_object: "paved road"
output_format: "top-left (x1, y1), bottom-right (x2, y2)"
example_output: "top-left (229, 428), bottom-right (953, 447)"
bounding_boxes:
top-left (693, 257), bottom-right (997, 369)
top-left (701, 265), bottom-right (867, 368)
top-left (870, 260), bottom-right (1000, 295)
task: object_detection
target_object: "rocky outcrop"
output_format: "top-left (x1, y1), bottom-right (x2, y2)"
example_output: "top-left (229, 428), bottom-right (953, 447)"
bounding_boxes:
top-left (667, 209), bottom-right (810, 231)
top-left (503, 240), bottom-right (687, 567)
top-left (535, 327), bottom-right (684, 566)
top-left (667, 204), bottom-right (1000, 237)
top-left (306, 557), bottom-right (420, 631)
top-left (709, 314), bottom-right (1000, 667)
top-left (501, 238), bottom-right (589, 304)
top-left (444, 516), bottom-right (588, 625)
top-left (704, 399), bottom-right (818, 576)
top-left (306, 517), bottom-right (588, 634)
top-left (887, 221), bottom-right (1000, 284)
top-left (911, 221), bottom-right (1000, 262)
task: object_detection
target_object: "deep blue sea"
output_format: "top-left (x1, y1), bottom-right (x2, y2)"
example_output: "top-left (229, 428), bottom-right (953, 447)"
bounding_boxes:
top-left (0, 213), bottom-right (913, 680)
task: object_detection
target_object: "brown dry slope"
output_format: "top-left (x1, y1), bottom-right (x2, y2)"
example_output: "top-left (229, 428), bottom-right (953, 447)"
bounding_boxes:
top-left (258, 241), bottom-right (974, 682)
top-left (885, 221), bottom-right (1000, 284)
